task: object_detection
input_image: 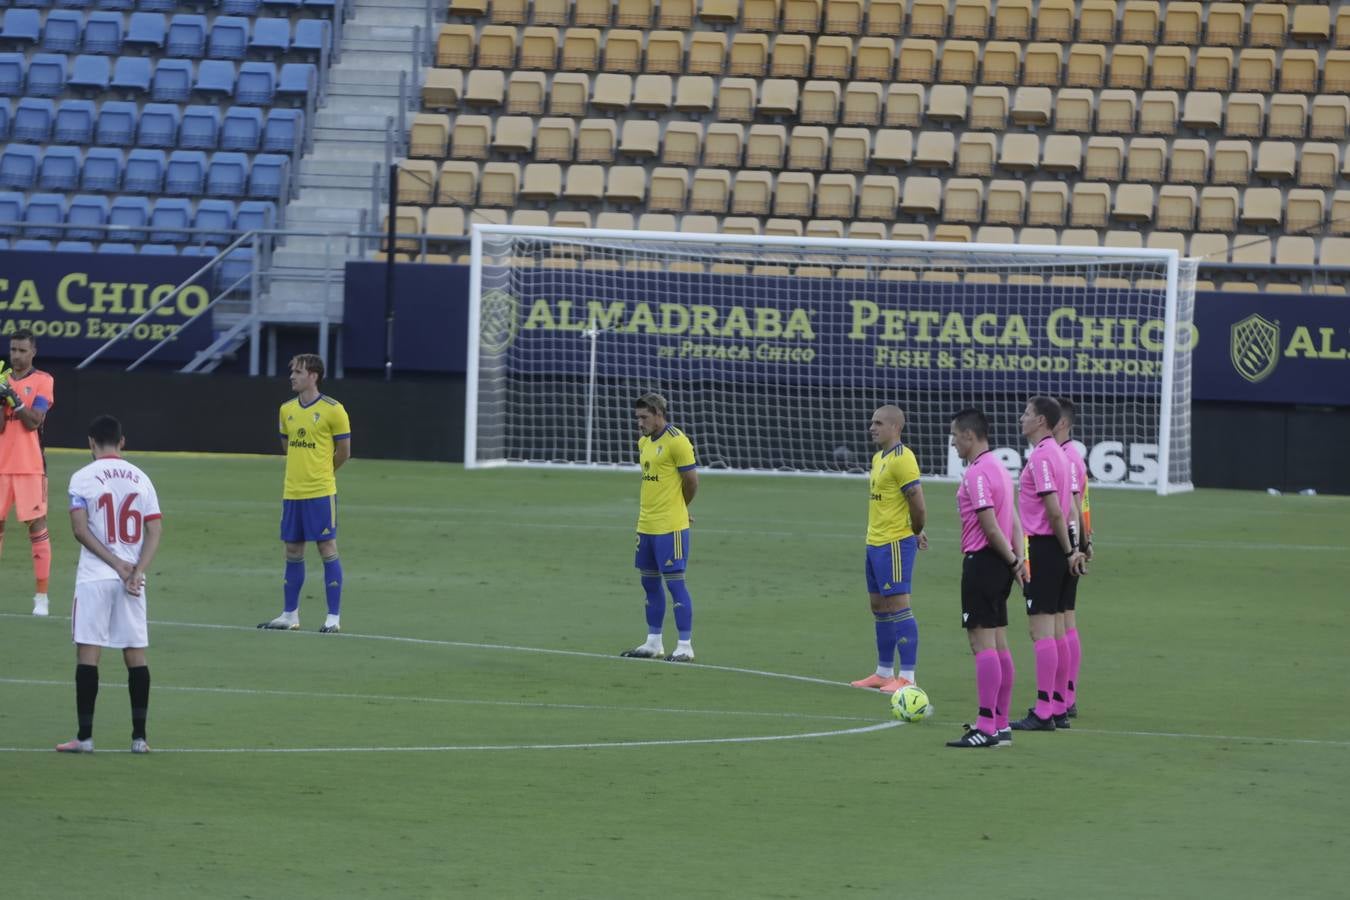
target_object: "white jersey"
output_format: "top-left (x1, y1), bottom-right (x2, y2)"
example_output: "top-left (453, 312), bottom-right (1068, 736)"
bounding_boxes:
top-left (68, 456), bottom-right (162, 584)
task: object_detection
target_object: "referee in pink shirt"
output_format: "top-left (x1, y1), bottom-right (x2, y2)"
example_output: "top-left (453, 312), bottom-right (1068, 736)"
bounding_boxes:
top-left (1011, 396), bottom-right (1087, 733)
top-left (947, 409), bottom-right (1026, 749)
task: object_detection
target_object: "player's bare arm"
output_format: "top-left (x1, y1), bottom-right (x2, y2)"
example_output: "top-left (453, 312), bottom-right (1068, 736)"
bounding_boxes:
top-left (333, 437), bottom-right (352, 471)
top-left (1042, 491), bottom-right (1086, 575)
top-left (904, 483), bottom-right (928, 549)
top-left (127, 518), bottom-right (163, 597)
top-left (975, 507), bottom-right (1018, 569)
top-left (680, 468), bottom-right (698, 524)
top-left (69, 506), bottom-right (134, 583)
top-left (1011, 515), bottom-right (1028, 585)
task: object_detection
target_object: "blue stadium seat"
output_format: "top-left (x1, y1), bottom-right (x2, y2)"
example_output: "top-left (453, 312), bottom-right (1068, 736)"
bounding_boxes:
top-left (54, 98), bottom-right (96, 143)
top-left (81, 146), bottom-right (122, 191)
top-left (38, 145), bottom-right (81, 191)
top-left (109, 195), bottom-right (150, 240)
top-left (124, 12), bottom-right (165, 52)
top-left (165, 149), bottom-right (206, 195)
top-left (235, 61), bottom-right (274, 105)
top-left (27, 54), bottom-right (68, 97)
top-left (262, 108), bottom-right (301, 154)
top-left (248, 153), bottom-right (287, 199)
top-left (248, 17), bottom-right (288, 56)
top-left (219, 105), bottom-right (261, 151)
top-left (292, 19), bottom-right (329, 59)
top-left (96, 100), bottom-right (137, 145)
top-left (265, 0), bottom-right (304, 10)
top-left (139, 243), bottom-right (177, 255)
top-left (83, 11), bottom-right (123, 54)
top-left (135, 0), bottom-right (176, 13)
top-left (179, 104), bottom-right (219, 149)
top-left (0, 102), bottom-right (8, 141)
top-left (56, 241), bottom-right (96, 253)
top-left (181, 244), bottom-right (220, 257)
top-left (193, 198), bottom-right (234, 244)
top-left (1, 10), bottom-right (42, 48)
top-left (137, 102), bottom-right (178, 147)
top-left (208, 16), bottom-right (248, 59)
top-left (221, 0), bottom-right (261, 15)
top-left (14, 0), bottom-right (56, 9)
top-left (24, 193), bottom-right (65, 240)
top-left (69, 54), bottom-right (112, 92)
top-left (277, 63), bottom-right (315, 104)
top-left (0, 192), bottom-right (23, 236)
top-left (165, 13), bottom-right (206, 58)
top-left (207, 151), bottom-right (248, 197)
top-left (151, 57), bottom-right (191, 102)
top-left (194, 58), bottom-right (235, 97)
top-left (98, 243), bottom-right (139, 253)
top-left (123, 148), bottom-right (164, 193)
top-left (110, 55), bottom-right (151, 95)
top-left (0, 239), bottom-right (7, 249)
top-left (12, 239), bottom-right (54, 251)
top-left (217, 246), bottom-right (253, 291)
top-left (235, 199), bottom-right (275, 232)
top-left (149, 197), bottom-right (191, 243)
top-left (0, 144), bottom-right (40, 190)
top-left (12, 97), bottom-right (54, 142)
top-left (58, 0), bottom-right (99, 7)
top-left (67, 194), bottom-right (110, 240)
top-left (301, 0), bottom-right (337, 13)
top-left (0, 53), bottom-right (25, 95)
top-left (96, 0), bottom-right (136, 11)
top-left (41, 10), bottom-right (83, 53)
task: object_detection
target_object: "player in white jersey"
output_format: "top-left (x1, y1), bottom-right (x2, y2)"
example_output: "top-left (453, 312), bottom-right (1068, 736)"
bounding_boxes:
top-left (56, 415), bottom-right (163, 754)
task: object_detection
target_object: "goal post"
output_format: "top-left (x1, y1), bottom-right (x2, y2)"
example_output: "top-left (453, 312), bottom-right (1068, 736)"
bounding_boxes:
top-left (466, 226), bottom-right (1198, 495)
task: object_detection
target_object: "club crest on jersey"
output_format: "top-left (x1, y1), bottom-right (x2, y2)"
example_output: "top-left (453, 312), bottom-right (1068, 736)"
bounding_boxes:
top-left (313, 411), bottom-right (321, 424)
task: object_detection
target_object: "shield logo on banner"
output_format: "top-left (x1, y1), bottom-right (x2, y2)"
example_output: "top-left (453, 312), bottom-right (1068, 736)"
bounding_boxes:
top-left (1230, 314), bottom-right (1280, 383)
top-left (479, 289), bottom-right (519, 354)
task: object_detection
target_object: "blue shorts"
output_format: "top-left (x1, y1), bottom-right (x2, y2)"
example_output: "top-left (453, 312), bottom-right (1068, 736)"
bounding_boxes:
top-left (280, 496), bottom-right (338, 543)
top-left (865, 536), bottom-right (918, 596)
top-left (635, 529), bottom-right (690, 575)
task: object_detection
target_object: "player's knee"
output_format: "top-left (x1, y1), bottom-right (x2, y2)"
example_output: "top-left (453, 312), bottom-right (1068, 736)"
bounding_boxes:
top-left (317, 539), bottom-right (337, 556)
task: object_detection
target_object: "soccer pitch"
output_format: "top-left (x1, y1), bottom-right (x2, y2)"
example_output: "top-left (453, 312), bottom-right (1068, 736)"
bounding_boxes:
top-left (2, 450), bottom-right (1347, 899)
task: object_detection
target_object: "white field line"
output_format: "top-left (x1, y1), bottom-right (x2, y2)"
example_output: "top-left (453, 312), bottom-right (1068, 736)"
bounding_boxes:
top-left (3, 615), bottom-right (1347, 751)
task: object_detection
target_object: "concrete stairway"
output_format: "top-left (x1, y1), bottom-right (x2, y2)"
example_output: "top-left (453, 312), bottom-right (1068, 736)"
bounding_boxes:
top-left (261, 0), bottom-right (431, 322)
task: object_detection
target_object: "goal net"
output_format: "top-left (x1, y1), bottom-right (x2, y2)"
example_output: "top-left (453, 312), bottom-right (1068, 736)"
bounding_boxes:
top-left (467, 226), bottom-right (1198, 495)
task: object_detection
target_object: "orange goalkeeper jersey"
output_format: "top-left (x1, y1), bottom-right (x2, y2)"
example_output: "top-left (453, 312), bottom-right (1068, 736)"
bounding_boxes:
top-left (0, 369), bottom-right (54, 475)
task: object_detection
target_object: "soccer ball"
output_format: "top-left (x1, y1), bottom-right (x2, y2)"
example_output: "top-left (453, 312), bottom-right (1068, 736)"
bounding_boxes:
top-left (890, 685), bottom-right (932, 723)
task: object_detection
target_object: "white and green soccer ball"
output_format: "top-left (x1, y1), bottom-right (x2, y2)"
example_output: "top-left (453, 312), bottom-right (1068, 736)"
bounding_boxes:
top-left (890, 685), bottom-right (932, 723)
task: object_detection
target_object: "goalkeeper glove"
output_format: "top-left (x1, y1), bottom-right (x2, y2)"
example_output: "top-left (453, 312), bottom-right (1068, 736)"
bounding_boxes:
top-left (0, 381), bottom-right (19, 410)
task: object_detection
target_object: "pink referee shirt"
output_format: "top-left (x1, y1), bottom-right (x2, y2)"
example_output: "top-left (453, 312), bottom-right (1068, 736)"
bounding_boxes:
top-left (1061, 440), bottom-right (1086, 498)
top-left (957, 450), bottom-right (1016, 554)
top-left (1019, 436), bottom-right (1073, 537)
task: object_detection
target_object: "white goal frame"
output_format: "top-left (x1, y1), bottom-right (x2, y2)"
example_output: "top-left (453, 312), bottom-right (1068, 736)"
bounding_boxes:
top-left (466, 225), bottom-right (1196, 495)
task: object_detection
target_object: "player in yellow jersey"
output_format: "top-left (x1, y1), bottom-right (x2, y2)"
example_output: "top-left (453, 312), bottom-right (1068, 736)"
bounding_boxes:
top-left (621, 393), bottom-right (699, 662)
top-left (850, 405), bottom-right (928, 694)
top-left (259, 354), bottom-right (352, 633)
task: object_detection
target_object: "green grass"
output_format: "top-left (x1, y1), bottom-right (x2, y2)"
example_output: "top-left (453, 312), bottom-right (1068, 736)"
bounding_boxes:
top-left (1, 450), bottom-right (1347, 899)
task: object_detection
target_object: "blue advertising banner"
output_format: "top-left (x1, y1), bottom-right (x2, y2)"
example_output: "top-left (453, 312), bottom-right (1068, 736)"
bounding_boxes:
top-left (483, 268), bottom-right (1189, 396)
top-left (0, 250), bottom-right (215, 363)
top-left (341, 262), bottom-right (1350, 409)
top-left (342, 261), bottom-right (468, 374)
top-left (1192, 291), bottom-right (1350, 406)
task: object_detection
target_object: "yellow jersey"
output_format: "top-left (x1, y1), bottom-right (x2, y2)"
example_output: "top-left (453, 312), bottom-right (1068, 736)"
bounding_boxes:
top-left (866, 443), bottom-right (921, 545)
top-left (636, 425), bottom-right (696, 534)
top-left (280, 394), bottom-right (351, 500)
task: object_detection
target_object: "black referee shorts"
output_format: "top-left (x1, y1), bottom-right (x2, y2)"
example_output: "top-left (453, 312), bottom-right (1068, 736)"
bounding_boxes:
top-left (1024, 535), bottom-right (1071, 616)
top-left (961, 548), bottom-right (1013, 630)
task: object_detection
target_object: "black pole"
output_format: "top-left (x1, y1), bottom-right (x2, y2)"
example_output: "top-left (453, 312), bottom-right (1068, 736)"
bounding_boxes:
top-left (384, 163), bottom-right (397, 382)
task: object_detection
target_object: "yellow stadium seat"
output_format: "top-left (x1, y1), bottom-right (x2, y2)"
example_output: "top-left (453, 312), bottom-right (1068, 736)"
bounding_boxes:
top-left (745, 124), bottom-right (787, 168)
top-left (576, 118), bottom-right (617, 162)
top-left (702, 123), bottom-right (744, 166)
top-left (437, 160), bottom-right (478, 205)
top-left (618, 120), bottom-right (660, 157)
top-left (520, 163), bottom-right (563, 200)
top-left (661, 121), bottom-right (703, 165)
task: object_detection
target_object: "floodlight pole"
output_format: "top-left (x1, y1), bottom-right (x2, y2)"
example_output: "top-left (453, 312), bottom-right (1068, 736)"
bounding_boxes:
top-left (384, 162), bottom-right (397, 382)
